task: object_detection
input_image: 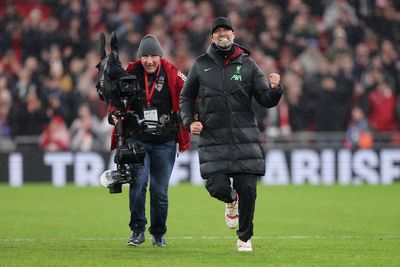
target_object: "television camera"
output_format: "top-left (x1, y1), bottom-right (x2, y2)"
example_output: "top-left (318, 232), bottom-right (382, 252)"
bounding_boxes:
top-left (96, 32), bottom-right (146, 194)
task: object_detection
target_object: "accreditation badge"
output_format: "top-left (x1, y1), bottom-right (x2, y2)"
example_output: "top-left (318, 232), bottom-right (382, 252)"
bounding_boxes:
top-left (144, 107), bottom-right (158, 128)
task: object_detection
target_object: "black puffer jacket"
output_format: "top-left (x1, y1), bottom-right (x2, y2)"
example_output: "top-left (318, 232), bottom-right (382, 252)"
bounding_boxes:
top-left (180, 44), bottom-right (282, 178)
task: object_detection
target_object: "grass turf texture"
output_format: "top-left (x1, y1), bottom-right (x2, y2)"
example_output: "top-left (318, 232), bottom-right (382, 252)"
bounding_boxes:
top-left (0, 184), bottom-right (399, 267)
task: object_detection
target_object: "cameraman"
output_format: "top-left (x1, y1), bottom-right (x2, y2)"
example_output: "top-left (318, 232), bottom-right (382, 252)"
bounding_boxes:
top-left (109, 35), bottom-right (190, 247)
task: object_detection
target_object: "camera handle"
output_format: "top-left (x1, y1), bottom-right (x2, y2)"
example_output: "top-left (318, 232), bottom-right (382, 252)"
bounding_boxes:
top-left (114, 111), bottom-right (124, 147)
top-left (112, 111), bottom-right (133, 191)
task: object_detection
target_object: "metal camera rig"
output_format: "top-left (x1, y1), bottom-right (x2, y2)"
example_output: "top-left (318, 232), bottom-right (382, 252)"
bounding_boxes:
top-left (96, 32), bottom-right (146, 194)
top-left (103, 110), bottom-right (146, 194)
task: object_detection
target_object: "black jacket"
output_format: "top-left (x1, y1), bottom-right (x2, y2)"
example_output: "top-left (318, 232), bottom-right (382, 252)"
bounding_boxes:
top-left (180, 44), bottom-right (282, 178)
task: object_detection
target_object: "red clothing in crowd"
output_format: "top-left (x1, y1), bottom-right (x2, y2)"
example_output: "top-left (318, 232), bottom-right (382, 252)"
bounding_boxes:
top-left (367, 86), bottom-right (398, 132)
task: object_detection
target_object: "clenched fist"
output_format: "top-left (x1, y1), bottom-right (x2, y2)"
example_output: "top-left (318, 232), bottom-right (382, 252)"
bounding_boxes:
top-left (190, 121), bottom-right (203, 135)
top-left (269, 73), bottom-right (280, 89)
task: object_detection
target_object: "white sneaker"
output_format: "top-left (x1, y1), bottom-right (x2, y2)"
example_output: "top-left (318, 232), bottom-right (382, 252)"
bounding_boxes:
top-left (237, 239), bottom-right (253, 252)
top-left (225, 193), bottom-right (238, 229)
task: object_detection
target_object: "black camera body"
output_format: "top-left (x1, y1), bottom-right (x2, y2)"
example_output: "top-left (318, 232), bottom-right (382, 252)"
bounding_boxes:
top-left (97, 74), bottom-right (146, 194)
top-left (103, 143), bottom-right (146, 194)
top-left (115, 142), bottom-right (146, 165)
top-left (96, 33), bottom-right (146, 194)
top-left (101, 169), bottom-right (129, 194)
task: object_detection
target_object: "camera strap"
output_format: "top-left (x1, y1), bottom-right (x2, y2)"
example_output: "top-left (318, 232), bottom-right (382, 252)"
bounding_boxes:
top-left (144, 66), bottom-right (161, 108)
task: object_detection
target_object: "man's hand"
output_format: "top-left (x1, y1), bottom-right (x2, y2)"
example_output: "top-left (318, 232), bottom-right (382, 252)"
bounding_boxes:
top-left (111, 115), bottom-right (119, 125)
top-left (190, 121), bottom-right (203, 135)
top-left (269, 73), bottom-right (280, 89)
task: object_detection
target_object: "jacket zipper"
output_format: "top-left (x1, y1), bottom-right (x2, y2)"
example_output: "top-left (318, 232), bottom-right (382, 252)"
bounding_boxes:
top-left (222, 67), bottom-right (226, 95)
top-left (223, 66), bottom-right (234, 163)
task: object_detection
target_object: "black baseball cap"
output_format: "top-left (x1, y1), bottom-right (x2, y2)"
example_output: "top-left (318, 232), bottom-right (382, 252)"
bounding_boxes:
top-left (211, 17), bottom-right (234, 34)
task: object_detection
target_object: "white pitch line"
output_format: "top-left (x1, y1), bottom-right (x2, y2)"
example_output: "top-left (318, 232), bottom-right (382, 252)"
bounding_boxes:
top-left (0, 235), bottom-right (399, 242)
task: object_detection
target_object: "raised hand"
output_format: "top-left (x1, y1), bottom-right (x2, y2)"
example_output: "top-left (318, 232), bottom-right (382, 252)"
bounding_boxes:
top-left (269, 73), bottom-right (280, 89)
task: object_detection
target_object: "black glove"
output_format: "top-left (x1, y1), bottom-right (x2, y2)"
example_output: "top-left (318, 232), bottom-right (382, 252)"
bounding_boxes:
top-left (96, 32), bottom-right (126, 103)
top-left (107, 32), bottom-right (126, 80)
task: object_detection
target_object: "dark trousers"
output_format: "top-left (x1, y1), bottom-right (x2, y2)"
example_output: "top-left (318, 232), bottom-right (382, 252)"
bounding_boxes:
top-left (205, 173), bottom-right (258, 242)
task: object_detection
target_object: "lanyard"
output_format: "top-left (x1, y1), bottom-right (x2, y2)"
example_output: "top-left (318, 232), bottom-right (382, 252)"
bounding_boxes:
top-left (144, 66), bottom-right (161, 107)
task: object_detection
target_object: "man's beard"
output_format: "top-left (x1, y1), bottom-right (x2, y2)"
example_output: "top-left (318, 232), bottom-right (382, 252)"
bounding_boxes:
top-left (217, 37), bottom-right (233, 50)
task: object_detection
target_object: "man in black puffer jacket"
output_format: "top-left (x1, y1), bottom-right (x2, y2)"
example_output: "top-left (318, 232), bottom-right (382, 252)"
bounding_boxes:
top-left (180, 17), bottom-right (282, 252)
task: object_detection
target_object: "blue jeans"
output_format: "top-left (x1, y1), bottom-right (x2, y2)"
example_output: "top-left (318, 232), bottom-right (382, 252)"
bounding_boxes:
top-left (127, 139), bottom-right (176, 237)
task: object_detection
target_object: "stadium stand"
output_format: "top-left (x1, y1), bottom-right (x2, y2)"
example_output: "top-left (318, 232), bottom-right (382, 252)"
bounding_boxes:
top-left (0, 0), bottom-right (399, 152)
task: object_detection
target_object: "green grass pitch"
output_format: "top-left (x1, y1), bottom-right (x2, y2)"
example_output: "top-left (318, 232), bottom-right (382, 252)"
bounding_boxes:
top-left (1, 183), bottom-right (399, 267)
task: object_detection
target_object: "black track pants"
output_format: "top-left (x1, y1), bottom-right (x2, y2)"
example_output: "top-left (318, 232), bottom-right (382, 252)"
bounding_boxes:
top-left (205, 173), bottom-right (258, 242)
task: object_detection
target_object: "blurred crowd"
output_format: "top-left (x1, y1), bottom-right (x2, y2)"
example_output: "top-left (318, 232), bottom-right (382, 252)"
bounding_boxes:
top-left (0, 0), bottom-right (399, 152)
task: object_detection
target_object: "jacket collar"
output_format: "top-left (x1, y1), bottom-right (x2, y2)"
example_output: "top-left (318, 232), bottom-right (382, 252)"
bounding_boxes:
top-left (206, 43), bottom-right (249, 67)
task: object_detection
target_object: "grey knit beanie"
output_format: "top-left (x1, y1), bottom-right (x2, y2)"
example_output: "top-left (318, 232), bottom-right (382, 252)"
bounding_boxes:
top-left (137, 34), bottom-right (163, 57)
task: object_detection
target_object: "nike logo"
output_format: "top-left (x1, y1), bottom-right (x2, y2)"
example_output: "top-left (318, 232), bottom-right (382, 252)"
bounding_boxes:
top-left (204, 67), bottom-right (213, 72)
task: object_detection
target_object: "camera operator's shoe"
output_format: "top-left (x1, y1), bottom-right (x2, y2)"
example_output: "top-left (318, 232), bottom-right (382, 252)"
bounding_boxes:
top-left (225, 192), bottom-right (239, 229)
top-left (127, 231), bottom-right (145, 246)
top-left (152, 235), bottom-right (166, 247)
top-left (237, 239), bottom-right (253, 252)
